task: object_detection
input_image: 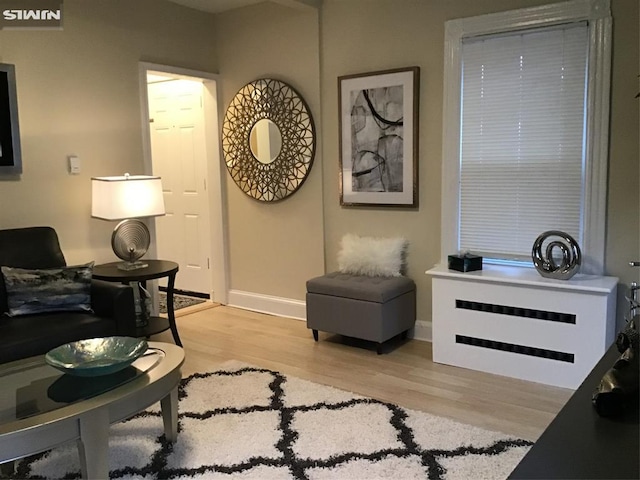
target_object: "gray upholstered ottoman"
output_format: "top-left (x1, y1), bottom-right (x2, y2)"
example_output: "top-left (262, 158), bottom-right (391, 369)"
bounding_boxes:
top-left (306, 272), bottom-right (416, 354)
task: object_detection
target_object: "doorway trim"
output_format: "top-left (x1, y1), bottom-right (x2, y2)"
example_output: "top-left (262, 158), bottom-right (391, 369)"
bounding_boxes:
top-left (138, 61), bottom-right (229, 304)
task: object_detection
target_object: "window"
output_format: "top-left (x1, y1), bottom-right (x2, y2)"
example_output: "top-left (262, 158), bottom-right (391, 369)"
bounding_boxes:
top-left (441, 0), bottom-right (611, 274)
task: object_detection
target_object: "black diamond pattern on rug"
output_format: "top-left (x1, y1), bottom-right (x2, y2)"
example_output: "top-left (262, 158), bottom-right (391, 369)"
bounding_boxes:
top-left (11, 363), bottom-right (532, 479)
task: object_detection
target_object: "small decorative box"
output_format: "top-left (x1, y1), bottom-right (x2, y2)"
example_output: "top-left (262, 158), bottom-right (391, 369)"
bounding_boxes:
top-left (448, 253), bottom-right (483, 272)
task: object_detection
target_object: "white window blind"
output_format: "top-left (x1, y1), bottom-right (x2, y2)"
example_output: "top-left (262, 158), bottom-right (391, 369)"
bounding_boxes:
top-left (459, 23), bottom-right (588, 262)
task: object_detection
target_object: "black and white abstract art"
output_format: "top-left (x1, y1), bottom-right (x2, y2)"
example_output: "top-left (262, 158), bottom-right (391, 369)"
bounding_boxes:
top-left (339, 67), bottom-right (419, 207)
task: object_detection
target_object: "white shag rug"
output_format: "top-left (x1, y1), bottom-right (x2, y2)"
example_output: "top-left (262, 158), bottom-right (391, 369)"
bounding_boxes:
top-left (8, 360), bottom-right (531, 479)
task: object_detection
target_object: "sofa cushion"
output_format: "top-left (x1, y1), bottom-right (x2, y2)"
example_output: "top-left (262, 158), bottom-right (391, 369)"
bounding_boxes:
top-left (1, 262), bottom-right (94, 317)
top-left (337, 234), bottom-right (408, 277)
top-left (306, 272), bottom-right (415, 303)
top-left (0, 311), bottom-right (117, 363)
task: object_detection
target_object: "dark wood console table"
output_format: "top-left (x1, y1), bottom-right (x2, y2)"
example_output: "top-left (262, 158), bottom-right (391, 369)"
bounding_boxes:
top-left (509, 342), bottom-right (639, 479)
top-left (93, 260), bottom-right (182, 347)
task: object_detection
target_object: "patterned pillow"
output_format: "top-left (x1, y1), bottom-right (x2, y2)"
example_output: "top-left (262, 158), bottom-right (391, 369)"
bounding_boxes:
top-left (1, 262), bottom-right (94, 317)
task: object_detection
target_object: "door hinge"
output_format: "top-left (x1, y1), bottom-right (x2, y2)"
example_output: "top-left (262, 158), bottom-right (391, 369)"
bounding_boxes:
top-left (204, 179), bottom-right (207, 190)
top-left (207, 258), bottom-right (210, 269)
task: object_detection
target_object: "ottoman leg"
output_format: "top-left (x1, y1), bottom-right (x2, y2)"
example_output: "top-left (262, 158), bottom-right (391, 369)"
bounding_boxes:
top-left (0, 461), bottom-right (15, 476)
top-left (312, 329), bottom-right (319, 341)
top-left (376, 342), bottom-right (383, 355)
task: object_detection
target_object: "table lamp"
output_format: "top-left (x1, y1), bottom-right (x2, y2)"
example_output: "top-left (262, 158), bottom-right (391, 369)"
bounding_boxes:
top-left (91, 173), bottom-right (165, 270)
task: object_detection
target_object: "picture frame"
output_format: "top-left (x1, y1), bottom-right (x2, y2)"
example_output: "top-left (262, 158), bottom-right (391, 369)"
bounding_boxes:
top-left (0, 63), bottom-right (22, 175)
top-left (338, 66), bottom-right (419, 207)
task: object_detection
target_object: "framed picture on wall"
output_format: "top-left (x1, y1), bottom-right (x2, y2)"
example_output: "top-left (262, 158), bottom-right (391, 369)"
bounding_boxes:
top-left (0, 63), bottom-right (22, 175)
top-left (338, 66), bottom-right (419, 207)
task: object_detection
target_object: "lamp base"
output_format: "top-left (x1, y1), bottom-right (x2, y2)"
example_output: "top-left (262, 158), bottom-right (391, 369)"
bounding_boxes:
top-left (111, 219), bottom-right (151, 270)
top-left (117, 261), bottom-right (149, 271)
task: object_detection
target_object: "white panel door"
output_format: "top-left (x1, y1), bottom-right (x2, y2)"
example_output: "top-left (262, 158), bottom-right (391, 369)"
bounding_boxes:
top-left (148, 79), bottom-right (211, 295)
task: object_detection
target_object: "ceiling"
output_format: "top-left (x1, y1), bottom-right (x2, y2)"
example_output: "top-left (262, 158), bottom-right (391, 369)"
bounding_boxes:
top-left (165, 0), bottom-right (269, 14)
top-left (166, 0), bottom-right (321, 14)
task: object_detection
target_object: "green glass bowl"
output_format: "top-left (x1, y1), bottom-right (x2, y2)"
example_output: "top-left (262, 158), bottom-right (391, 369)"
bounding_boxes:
top-left (45, 336), bottom-right (148, 377)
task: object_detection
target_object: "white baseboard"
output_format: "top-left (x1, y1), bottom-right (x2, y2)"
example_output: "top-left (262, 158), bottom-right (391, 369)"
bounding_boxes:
top-left (412, 320), bottom-right (432, 342)
top-left (227, 290), bottom-right (307, 320)
top-left (226, 290), bottom-right (432, 343)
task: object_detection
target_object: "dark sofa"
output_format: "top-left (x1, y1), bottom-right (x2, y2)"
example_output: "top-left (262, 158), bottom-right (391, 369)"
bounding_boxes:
top-left (0, 226), bottom-right (136, 363)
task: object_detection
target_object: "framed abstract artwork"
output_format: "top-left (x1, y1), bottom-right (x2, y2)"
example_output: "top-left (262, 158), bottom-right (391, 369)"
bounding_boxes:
top-left (338, 66), bottom-right (419, 207)
top-left (0, 63), bottom-right (22, 175)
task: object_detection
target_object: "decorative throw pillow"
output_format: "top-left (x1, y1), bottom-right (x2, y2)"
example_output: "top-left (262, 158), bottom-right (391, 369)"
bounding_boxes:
top-left (1, 262), bottom-right (94, 317)
top-left (337, 234), bottom-right (408, 277)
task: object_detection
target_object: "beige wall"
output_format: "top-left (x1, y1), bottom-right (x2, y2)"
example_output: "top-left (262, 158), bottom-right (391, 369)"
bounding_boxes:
top-left (321, 0), bottom-right (637, 328)
top-left (607, 0), bottom-right (640, 324)
top-left (0, 0), bottom-right (637, 331)
top-left (214, 3), bottom-right (325, 300)
top-left (0, 0), bottom-right (217, 264)
top-left (216, 0), bottom-right (638, 328)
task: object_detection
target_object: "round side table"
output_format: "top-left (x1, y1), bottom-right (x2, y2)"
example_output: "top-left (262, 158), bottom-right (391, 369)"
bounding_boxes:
top-left (92, 260), bottom-right (182, 347)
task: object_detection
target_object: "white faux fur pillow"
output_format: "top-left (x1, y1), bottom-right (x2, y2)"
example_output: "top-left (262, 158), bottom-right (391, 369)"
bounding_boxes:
top-left (337, 234), bottom-right (408, 277)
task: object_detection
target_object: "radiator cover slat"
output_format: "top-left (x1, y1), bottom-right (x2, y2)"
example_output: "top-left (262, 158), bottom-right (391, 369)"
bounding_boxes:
top-left (455, 299), bottom-right (576, 324)
top-left (456, 334), bottom-right (574, 363)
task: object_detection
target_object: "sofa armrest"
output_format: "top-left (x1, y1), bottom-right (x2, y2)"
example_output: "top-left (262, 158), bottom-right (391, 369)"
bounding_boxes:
top-left (90, 279), bottom-right (137, 337)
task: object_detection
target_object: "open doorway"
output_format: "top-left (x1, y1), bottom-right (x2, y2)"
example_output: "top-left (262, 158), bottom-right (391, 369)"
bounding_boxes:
top-left (139, 62), bottom-right (229, 305)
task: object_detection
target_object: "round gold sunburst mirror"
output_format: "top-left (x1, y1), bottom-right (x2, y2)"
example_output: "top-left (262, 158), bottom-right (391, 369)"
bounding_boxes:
top-left (222, 78), bottom-right (316, 202)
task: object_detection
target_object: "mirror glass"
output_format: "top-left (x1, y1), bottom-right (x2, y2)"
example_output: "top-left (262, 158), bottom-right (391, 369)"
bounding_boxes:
top-left (249, 119), bottom-right (282, 164)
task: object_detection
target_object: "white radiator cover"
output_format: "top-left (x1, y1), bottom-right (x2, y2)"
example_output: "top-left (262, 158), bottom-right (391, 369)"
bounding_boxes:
top-left (427, 264), bottom-right (618, 389)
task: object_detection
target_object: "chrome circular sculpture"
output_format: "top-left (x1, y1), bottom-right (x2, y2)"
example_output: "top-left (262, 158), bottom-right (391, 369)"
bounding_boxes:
top-left (222, 78), bottom-right (315, 202)
top-left (111, 219), bottom-right (150, 270)
top-left (532, 230), bottom-right (582, 280)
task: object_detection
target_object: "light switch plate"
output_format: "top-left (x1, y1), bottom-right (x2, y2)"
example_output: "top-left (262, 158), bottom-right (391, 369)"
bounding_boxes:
top-left (68, 155), bottom-right (80, 174)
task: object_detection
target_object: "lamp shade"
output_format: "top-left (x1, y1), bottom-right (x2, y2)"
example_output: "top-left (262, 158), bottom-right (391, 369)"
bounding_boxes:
top-left (91, 174), bottom-right (165, 220)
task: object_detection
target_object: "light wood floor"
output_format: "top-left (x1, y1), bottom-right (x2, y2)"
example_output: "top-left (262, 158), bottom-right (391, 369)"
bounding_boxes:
top-left (153, 302), bottom-right (574, 442)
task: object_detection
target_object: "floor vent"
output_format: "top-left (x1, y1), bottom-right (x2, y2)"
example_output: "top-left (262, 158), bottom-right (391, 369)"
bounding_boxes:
top-left (455, 299), bottom-right (576, 324)
top-left (455, 335), bottom-right (575, 363)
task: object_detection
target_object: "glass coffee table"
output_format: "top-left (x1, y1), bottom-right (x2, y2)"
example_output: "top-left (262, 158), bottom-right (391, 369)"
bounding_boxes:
top-left (0, 341), bottom-right (184, 479)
